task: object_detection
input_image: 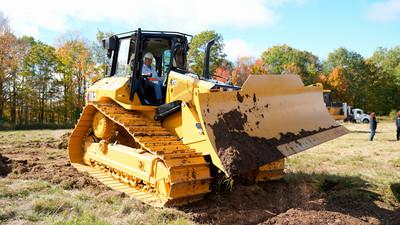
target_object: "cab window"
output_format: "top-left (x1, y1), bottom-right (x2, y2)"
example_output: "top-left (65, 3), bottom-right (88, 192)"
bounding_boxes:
top-left (162, 50), bottom-right (171, 76)
top-left (115, 39), bottom-right (131, 77)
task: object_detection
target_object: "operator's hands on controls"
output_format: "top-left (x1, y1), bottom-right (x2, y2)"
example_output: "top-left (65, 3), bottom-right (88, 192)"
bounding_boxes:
top-left (142, 52), bottom-right (166, 87)
top-left (142, 72), bottom-right (152, 78)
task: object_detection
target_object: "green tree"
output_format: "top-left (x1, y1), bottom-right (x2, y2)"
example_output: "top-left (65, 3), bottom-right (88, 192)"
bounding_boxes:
top-left (21, 41), bottom-right (59, 125)
top-left (91, 30), bottom-right (114, 80)
top-left (260, 45), bottom-right (320, 85)
top-left (364, 59), bottom-right (398, 114)
top-left (56, 35), bottom-right (95, 122)
top-left (370, 46), bottom-right (400, 83)
top-left (8, 36), bottom-right (35, 126)
top-left (369, 46), bottom-right (400, 113)
top-left (188, 30), bottom-right (226, 76)
top-left (323, 47), bottom-right (369, 108)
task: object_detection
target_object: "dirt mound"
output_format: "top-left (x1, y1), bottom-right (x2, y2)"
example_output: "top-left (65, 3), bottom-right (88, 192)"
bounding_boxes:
top-left (261, 208), bottom-right (373, 225)
top-left (184, 181), bottom-right (317, 225)
top-left (57, 132), bottom-right (71, 149)
top-left (6, 158), bottom-right (106, 190)
top-left (0, 154), bottom-right (12, 176)
top-left (184, 179), bottom-right (395, 225)
top-left (15, 139), bottom-right (58, 149)
top-left (1, 139), bottom-right (108, 191)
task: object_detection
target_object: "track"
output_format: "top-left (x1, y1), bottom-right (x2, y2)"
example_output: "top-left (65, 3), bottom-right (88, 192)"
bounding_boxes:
top-left (68, 101), bottom-right (212, 207)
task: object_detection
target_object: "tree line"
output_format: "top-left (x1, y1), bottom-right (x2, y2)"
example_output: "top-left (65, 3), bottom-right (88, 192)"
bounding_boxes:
top-left (0, 14), bottom-right (108, 129)
top-left (199, 32), bottom-right (400, 116)
top-left (1, 14), bottom-right (399, 130)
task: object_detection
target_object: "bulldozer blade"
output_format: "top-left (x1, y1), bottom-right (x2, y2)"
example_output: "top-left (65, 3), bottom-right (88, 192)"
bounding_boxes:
top-left (197, 75), bottom-right (348, 176)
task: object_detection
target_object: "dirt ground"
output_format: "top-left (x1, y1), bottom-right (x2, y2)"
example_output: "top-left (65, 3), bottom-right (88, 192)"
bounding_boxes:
top-left (0, 124), bottom-right (399, 225)
top-left (0, 131), bottom-right (106, 191)
top-left (183, 178), bottom-right (398, 225)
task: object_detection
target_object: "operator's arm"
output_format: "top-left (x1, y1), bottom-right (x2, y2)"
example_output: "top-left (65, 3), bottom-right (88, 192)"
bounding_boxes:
top-left (142, 65), bottom-right (152, 78)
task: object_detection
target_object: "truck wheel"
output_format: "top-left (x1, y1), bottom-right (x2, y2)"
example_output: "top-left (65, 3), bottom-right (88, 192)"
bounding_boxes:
top-left (362, 119), bottom-right (369, 124)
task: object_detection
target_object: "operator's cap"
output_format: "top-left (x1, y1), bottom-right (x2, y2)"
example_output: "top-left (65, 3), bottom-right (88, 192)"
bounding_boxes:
top-left (144, 52), bottom-right (154, 60)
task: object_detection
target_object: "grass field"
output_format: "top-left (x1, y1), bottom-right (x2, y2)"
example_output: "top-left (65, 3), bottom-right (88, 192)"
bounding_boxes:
top-left (287, 122), bottom-right (400, 207)
top-left (0, 122), bottom-right (399, 224)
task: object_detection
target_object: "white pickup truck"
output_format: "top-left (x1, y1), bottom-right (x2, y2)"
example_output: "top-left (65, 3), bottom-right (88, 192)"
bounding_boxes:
top-left (350, 108), bottom-right (370, 123)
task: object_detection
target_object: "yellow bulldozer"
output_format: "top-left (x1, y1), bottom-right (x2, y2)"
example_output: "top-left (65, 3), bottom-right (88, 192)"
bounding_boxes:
top-left (323, 89), bottom-right (347, 121)
top-left (68, 29), bottom-right (348, 207)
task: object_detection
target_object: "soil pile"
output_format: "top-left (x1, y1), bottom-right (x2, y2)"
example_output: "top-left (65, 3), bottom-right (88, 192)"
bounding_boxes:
top-left (1, 138), bottom-right (107, 190)
top-left (0, 154), bottom-right (11, 176)
top-left (15, 139), bottom-right (59, 149)
top-left (57, 132), bottom-right (71, 149)
top-left (261, 208), bottom-right (372, 225)
top-left (184, 179), bottom-right (398, 225)
top-left (184, 181), bottom-right (315, 225)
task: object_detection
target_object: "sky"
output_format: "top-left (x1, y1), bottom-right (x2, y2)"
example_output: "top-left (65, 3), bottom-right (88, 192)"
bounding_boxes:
top-left (0, 0), bottom-right (399, 62)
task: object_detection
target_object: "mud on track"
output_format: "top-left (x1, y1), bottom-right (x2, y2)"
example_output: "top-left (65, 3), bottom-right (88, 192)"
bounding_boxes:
top-left (0, 130), bottom-right (399, 225)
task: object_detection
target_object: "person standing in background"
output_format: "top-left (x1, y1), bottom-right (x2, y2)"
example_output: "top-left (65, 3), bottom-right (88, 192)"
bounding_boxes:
top-left (396, 111), bottom-right (400, 141)
top-left (370, 112), bottom-right (377, 141)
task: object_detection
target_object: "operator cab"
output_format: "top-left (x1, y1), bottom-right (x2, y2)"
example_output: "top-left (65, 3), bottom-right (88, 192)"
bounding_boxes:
top-left (103, 29), bottom-right (190, 106)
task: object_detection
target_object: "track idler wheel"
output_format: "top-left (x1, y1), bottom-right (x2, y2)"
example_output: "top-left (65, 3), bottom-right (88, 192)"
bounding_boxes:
top-left (92, 111), bottom-right (115, 139)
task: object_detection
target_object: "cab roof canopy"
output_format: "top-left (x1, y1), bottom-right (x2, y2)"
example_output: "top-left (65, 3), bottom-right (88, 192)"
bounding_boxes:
top-left (115, 29), bottom-right (193, 40)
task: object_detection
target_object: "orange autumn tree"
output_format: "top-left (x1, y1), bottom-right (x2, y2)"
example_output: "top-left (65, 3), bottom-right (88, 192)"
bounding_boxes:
top-left (326, 66), bottom-right (348, 102)
top-left (250, 59), bottom-right (269, 75)
top-left (232, 56), bottom-right (254, 86)
top-left (56, 35), bottom-right (95, 122)
top-left (283, 62), bottom-right (302, 75)
top-left (0, 13), bottom-right (17, 123)
top-left (214, 66), bottom-right (230, 83)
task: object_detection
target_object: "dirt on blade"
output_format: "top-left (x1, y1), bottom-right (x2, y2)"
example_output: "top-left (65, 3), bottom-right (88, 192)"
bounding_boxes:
top-left (209, 108), bottom-right (337, 176)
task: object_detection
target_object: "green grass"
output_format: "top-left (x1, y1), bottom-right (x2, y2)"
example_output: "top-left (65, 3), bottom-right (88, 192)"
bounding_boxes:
top-left (0, 179), bottom-right (50, 198)
top-left (390, 183), bottom-right (400, 202)
top-left (0, 178), bottom-right (194, 224)
top-left (286, 122), bottom-right (400, 207)
top-left (0, 129), bottom-right (70, 144)
top-left (33, 197), bottom-right (73, 215)
top-left (389, 157), bottom-right (400, 168)
top-left (0, 207), bottom-right (16, 221)
top-left (54, 211), bottom-right (110, 225)
top-left (1, 122), bottom-right (399, 224)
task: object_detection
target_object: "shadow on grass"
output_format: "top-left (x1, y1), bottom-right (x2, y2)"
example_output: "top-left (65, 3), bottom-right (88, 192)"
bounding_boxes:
top-left (391, 183), bottom-right (400, 202)
top-left (0, 154), bottom-right (11, 177)
top-left (350, 130), bottom-right (371, 134)
top-left (182, 172), bottom-right (399, 225)
top-left (286, 172), bottom-right (400, 225)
